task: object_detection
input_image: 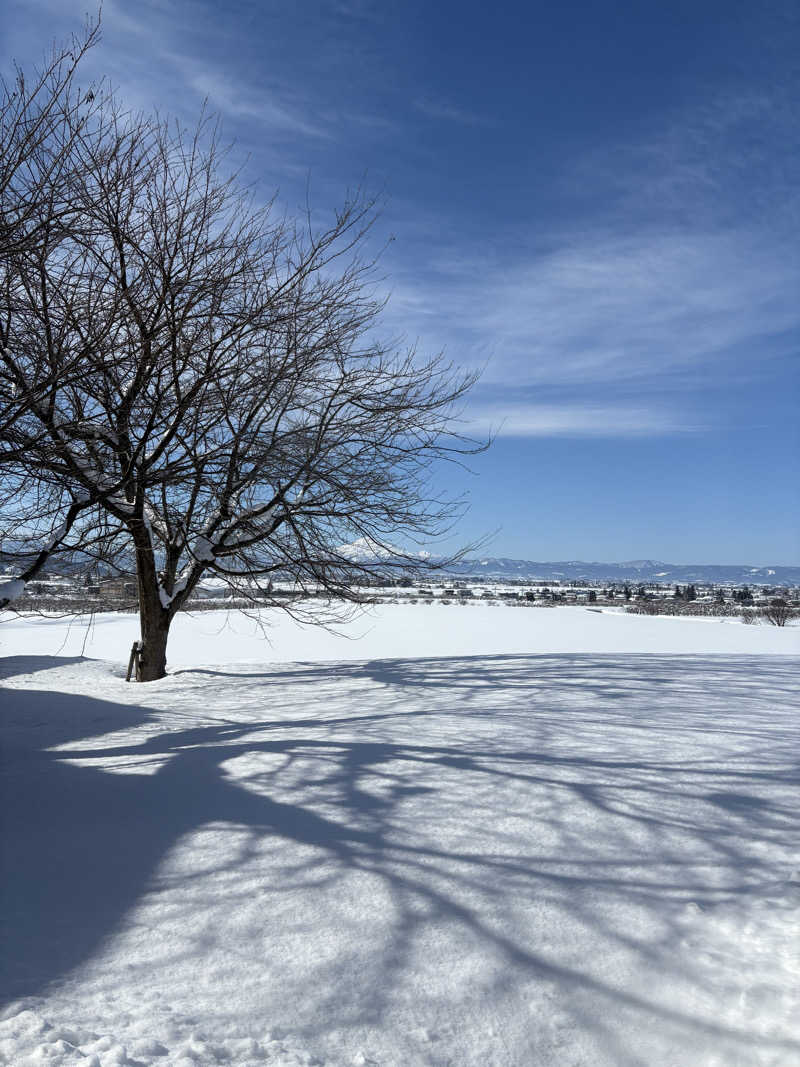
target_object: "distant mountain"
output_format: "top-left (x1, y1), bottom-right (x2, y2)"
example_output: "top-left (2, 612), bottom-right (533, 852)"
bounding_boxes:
top-left (336, 537), bottom-right (431, 563)
top-left (3, 535), bottom-right (797, 587)
top-left (440, 558), bottom-right (800, 585)
top-left (333, 543), bottom-right (799, 584)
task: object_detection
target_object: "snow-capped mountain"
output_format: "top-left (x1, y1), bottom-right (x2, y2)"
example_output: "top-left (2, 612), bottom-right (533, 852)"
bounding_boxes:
top-left (3, 536), bottom-right (797, 586)
top-left (336, 537), bottom-right (431, 562)
top-left (332, 542), bottom-right (799, 584)
top-left (442, 559), bottom-right (800, 584)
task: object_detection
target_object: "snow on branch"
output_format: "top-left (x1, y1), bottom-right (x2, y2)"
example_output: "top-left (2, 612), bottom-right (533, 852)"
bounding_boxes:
top-left (0, 578), bottom-right (27, 609)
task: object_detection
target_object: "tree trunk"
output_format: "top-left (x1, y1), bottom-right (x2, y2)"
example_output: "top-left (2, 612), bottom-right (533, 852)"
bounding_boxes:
top-left (138, 599), bottom-right (171, 681)
top-left (133, 524), bottom-right (172, 681)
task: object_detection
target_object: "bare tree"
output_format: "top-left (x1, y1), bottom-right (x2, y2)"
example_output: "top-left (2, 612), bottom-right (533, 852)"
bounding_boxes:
top-left (761, 600), bottom-right (798, 627)
top-left (1, 19), bottom-right (104, 605)
top-left (2, 92), bottom-right (484, 677)
top-left (0, 17), bottom-right (100, 257)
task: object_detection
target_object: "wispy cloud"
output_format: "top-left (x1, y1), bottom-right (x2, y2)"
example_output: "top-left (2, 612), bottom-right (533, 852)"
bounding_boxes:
top-left (568, 85), bottom-right (800, 232)
top-left (330, 0), bottom-right (383, 19)
top-left (375, 78), bottom-right (800, 440)
top-left (413, 96), bottom-right (494, 126)
top-left (464, 402), bottom-right (703, 438)
top-left (8, 0), bottom-right (337, 143)
top-left (6, 0), bottom-right (796, 449)
top-left (163, 54), bottom-right (330, 139)
top-left (382, 83), bottom-right (800, 439)
top-left (391, 224), bottom-right (800, 389)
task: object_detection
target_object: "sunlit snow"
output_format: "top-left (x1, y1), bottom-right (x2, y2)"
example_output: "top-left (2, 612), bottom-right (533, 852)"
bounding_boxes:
top-left (1, 606), bottom-right (798, 1066)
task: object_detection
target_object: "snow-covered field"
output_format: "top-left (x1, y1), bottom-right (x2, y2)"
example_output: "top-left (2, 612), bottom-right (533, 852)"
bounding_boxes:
top-left (1, 606), bottom-right (799, 1066)
top-left (1, 602), bottom-right (798, 663)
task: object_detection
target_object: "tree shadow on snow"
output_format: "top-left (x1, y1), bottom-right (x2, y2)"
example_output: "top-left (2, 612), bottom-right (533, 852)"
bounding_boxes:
top-left (0, 654), bottom-right (89, 682)
top-left (1, 653), bottom-right (799, 1063)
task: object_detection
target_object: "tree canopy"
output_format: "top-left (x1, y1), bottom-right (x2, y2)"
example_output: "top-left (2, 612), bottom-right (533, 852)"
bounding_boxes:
top-left (0, 37), bottom-right (483, 678)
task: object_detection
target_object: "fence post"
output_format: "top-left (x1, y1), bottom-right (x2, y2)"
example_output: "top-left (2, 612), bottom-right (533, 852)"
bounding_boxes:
top-left (126, 640), bottom-right (142, 682)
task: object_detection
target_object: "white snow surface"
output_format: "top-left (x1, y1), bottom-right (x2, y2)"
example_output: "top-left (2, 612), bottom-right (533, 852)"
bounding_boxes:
top-left (1, 606), bottom-right (799, 1066)
top-left (0, 603), bottom-right (797, 663)
top-left (0, 579), bottom-right (26, 606)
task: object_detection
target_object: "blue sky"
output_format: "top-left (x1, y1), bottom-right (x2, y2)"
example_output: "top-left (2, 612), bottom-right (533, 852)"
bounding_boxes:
top-left (4, 0), bottom-right (798, 563)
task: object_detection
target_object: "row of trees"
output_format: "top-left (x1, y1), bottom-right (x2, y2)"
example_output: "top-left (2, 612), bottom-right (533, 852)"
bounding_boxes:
top-left (0, 24), bottom-right (483, 679)
top-left (673, 584), bottom-right (698, 601)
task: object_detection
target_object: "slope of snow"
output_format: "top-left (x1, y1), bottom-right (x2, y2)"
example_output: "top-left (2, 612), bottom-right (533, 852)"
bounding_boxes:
top-left (1, 609), bottom-right (799, 1066)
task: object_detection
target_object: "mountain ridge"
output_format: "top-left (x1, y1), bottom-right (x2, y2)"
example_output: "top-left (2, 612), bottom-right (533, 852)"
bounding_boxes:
top-left (438, 558), bottom-right (799, 584)
top-left (332, 540), bottom-right (799, 583)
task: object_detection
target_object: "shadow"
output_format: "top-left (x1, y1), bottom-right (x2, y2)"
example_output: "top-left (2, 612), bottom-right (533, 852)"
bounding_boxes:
top-left (1, 687), bottom-right (160, 1000)
top-left (704, 790), bottom-right (771, 812)
top-left (2, 652), bottom-right (799, 1063)
top-left (0, 655), bottom-right (88, 682)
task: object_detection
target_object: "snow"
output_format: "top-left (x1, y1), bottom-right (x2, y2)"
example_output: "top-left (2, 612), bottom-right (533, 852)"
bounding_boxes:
top-left (336, 538), bottom-right (431, 563)
top-left (76, 420), bottom-right (120, 445)
top-left (158, 573), bottom-right (189, 610)
top-left (336, 537), bottom-right (399, 561)
top-left (1, 606), bottom-right (799, 1066)
top-left (192, 535), bottom-right (216, 562)
top-left (0, 603), bottom-right (796, 662)
top-left (0, 579), bottom-right (26, 606)
top-left (158, 536), bottom-right (218, 609)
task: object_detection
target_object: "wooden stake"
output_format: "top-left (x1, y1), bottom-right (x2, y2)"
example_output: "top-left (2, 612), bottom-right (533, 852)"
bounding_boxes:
top-left (126, 640), bottom-right (142, 682)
